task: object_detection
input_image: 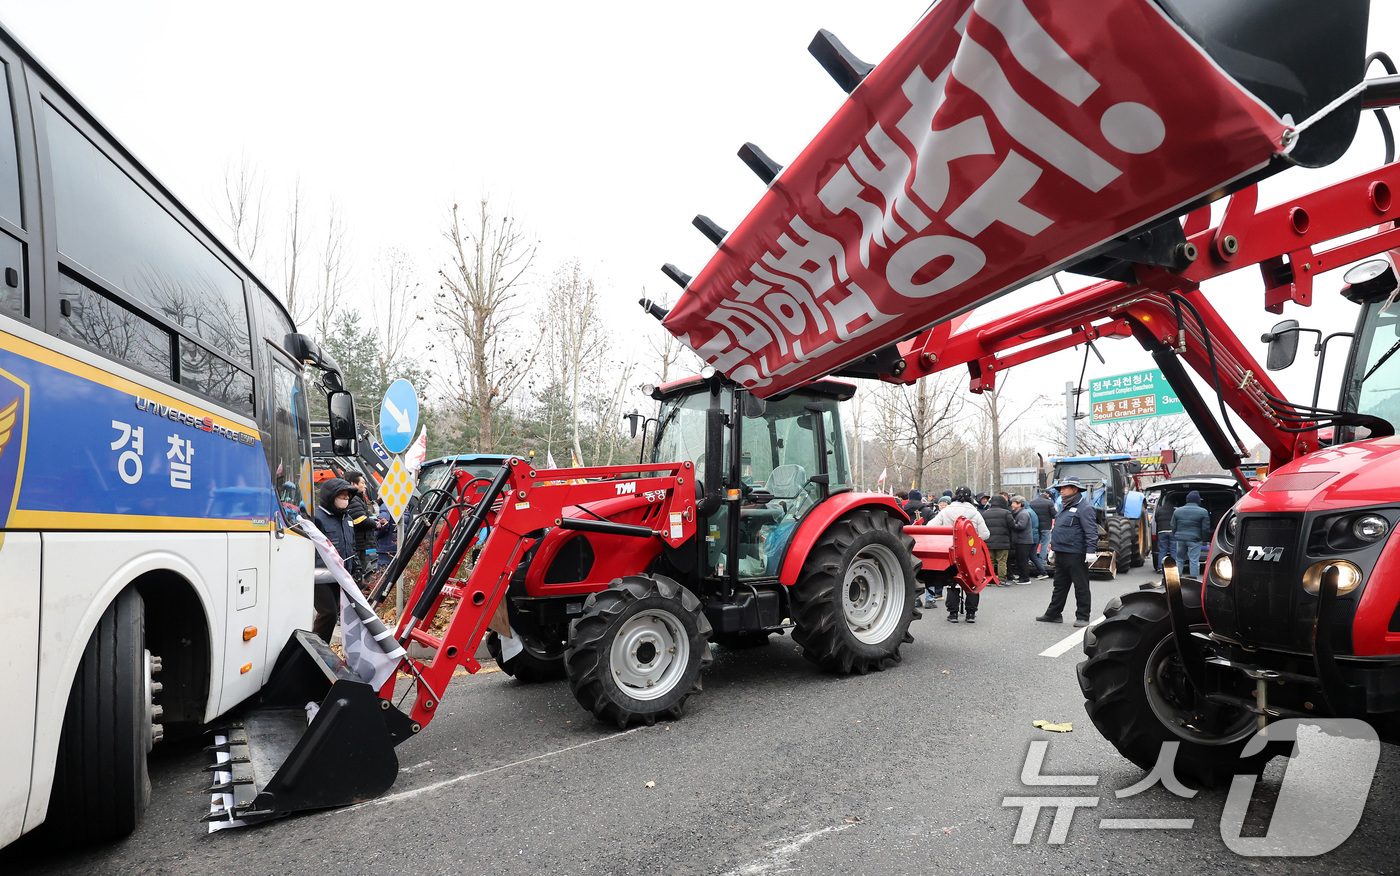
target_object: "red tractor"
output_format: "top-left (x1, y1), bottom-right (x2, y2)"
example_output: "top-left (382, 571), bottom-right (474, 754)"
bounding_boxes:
top-left (651, 0), bottom-right (1400, 784)
top-left (208, 373), bottom-right (995, 826)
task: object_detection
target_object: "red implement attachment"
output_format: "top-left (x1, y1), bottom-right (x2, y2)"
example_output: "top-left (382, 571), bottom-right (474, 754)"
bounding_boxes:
top-left (905, 516), bottom-right (998, 593)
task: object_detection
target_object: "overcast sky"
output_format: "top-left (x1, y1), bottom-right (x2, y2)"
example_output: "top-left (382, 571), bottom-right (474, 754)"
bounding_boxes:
top-left (1, 1), bottom-right (1397, 461)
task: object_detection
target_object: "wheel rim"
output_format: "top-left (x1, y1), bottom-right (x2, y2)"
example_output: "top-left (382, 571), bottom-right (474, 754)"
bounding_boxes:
top-left (609, 608), bottom-right (690, 701)
top-left (841, 543), bottom-right (905, 644)
top-left (1143, 631), bottom-right (1256, 746)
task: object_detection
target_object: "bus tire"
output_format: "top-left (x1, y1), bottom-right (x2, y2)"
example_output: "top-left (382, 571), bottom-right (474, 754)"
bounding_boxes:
top-left (48, 587), bottom-right (153, 841)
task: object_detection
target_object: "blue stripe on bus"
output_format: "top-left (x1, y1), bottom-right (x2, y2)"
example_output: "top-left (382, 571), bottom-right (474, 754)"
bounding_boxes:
top-left (0, 340), bottom-right (274, 528)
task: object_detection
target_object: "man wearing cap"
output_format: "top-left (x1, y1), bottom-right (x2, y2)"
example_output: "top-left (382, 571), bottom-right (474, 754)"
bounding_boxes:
top-left (1038, 476), bottom-right (1099, 627)
top-left (1171, 490), bottom-right (1212, 577)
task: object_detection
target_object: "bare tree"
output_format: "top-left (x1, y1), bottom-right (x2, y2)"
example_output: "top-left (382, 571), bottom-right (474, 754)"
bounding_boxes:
top-left (980, 376), bottom-right (1046, 494)
top-left (219, 153), bottom-right (266, 263)
top-left (899, 373), bottom-right (965, 492)
top-left (281, 177), bottom-right (311, 326)
top-left (546, 260), bottom-right (609, 465)
top-left (314, 200), bottom-right (352, 344)
top-left (641, 290), bottom-right (700, 383)
top-left (438, 198), bottom-right (540, 452)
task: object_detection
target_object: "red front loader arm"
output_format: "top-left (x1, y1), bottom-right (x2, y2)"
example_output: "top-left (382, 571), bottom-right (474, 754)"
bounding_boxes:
top-left (380, 458), bottom-right (697, 731)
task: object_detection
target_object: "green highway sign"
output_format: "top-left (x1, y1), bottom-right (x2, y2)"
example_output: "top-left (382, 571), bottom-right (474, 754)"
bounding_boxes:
top-left (1088, 368), bottom-right (1184, 423)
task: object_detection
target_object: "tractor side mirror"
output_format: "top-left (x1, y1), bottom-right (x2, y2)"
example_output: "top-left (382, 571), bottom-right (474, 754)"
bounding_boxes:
top-left (328, 391), bottom-right (358, 456)
top-left (742, 392), bottom-right (767, 419)
top-left (1262, 319), bottom-right (1300, 371)
top-left (624, 409), bottom-right (642, 438)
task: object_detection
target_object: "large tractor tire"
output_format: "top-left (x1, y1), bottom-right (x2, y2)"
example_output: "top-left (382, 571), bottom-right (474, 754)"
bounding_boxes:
top-left (564, 575), bottom-right (712, 728)
top-left (1106, 516), bottom-right (1134, 570)
top-left (790, 509), bottom-right (919, 674)
top-left (1078, 590), bottom-right (1287, 786)
top-left (1130, 517), bottom-right (1146, 568)
top-left (486, 630), bottom-right (567, 682)
top-left (47, 587), bottom-right (156, 841)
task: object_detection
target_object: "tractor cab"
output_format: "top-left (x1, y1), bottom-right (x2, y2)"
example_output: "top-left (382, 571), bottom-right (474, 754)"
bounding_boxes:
top-left (1264, 255), bottom-right (1400, 442)
top-left (646, 373), bottom-right (852, 585)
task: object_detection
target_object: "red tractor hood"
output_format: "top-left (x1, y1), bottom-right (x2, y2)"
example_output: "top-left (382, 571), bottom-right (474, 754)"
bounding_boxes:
top-left (1241, 437), bottom-right (1400, 514)
top-left (664, 0), bottom-right (1296, 397)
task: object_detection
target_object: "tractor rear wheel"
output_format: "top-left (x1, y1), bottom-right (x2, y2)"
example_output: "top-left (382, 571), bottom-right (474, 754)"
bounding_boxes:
top-left (564, 575), bottom-right (712, 728)
top-left (1130, 517), bottom-right (1146, 567)
top-left (486, 630), bottom-right (567, 682)
top-left (1078, 590), bottom-right (1286, 785)
top-left (1107, 517), bottom-right (1134, 570)
top-left (790, 509), bottom-right (918, 674)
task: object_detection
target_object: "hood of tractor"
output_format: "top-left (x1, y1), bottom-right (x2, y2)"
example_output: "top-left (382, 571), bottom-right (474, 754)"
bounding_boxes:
top-left (661, 0), bottom-right (1370, 397)
top-left (1241, 436), bottom-right (1400, 514)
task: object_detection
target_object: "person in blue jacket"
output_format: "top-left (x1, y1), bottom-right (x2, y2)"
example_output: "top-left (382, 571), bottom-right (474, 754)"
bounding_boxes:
top-left (1170, 490), bottom-right (1213, 577)
top-left (1038, 476), bottom-right (1100, 627)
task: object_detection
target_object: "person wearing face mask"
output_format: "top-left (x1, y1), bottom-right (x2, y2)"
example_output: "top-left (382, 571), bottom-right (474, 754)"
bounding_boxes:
top-left (311, 477), bottom-right (358, 642)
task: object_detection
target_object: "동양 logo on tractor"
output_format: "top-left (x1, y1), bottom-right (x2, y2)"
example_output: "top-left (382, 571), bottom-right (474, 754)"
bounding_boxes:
top-left (1245, 545), bottom-right (1285, 563)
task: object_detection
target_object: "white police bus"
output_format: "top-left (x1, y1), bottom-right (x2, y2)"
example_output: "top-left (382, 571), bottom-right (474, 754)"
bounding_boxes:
top-left (0, 22), bottom-right (355, 846)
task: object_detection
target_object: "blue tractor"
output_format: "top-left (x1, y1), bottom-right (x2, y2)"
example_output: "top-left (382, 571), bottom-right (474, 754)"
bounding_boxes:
top-left (1050, 454), bottom-right (1149, 576)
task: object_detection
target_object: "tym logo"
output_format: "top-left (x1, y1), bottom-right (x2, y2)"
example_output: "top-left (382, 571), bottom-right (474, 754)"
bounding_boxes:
top-left (615, 481), bottom-right (636, 496)
top-left (1246, 546), bottom-right (1285, 563)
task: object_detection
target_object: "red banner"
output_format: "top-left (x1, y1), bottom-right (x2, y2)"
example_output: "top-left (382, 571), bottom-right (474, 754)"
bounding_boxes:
top-left (663, 0), bottom-right (1287, 397)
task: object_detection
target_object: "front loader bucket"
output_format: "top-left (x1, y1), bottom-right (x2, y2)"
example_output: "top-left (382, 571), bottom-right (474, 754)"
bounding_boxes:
top-left (204, 631), bottom-right (414, 826)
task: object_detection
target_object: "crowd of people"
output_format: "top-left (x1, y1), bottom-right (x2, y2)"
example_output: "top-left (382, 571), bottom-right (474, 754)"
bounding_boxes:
top-left (895, 477), bottom-right (1100, 628)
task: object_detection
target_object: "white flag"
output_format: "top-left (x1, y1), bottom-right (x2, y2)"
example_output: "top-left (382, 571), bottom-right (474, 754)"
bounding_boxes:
top-left (546, 450), bottom-right (558, 469)
top-left (876, 467), bottom-right (888, 485)
top-left (294, 519), bottom-right (405, 689)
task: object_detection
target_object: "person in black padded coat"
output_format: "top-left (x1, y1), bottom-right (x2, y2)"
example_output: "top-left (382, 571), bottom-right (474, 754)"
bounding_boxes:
top-left (982, 494), bottom-right (1015, 584)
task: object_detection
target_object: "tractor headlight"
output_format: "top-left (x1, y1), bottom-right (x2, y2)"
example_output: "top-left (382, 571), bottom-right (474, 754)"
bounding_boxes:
top-left (1301, 560), bottom-right (1365, 596)
top-left (1224, 510), bottom-right (1240, 545)
top-left (1351, 514), bottom-right (1390, 544)
top-left (1211, 554), bottom-right (1233, 585)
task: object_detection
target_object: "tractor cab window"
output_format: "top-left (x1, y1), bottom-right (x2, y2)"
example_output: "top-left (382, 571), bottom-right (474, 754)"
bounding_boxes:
top-left (653, 387), bottom-right (730, 478)
top-left (732, 392), bottom-right (845, 578)
top-left (1347, 301), bottom-right (1400, 432)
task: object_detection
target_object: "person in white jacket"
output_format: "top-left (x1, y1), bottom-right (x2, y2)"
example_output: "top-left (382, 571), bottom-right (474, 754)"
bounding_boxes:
top-left (929, 486), bottom-right (990, 623)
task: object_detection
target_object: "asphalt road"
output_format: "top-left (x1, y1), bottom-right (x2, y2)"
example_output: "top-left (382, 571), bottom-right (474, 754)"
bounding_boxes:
top-left (6, 562), bottom-right (1397, 875)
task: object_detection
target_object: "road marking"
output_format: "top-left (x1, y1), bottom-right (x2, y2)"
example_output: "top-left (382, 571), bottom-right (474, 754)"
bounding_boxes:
top-left (1039, 616), bottom-right (1104, 658)
top-left (719, 823), bottom-right (854, 876)
top-left (329, 727), bottom-right (646, 814)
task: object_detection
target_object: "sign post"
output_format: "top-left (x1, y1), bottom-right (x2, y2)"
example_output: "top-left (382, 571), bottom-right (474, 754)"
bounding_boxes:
top-left (1088, 369), bottom-right (1184, 424)
top-left (379, 379), bottom-right (419, 618)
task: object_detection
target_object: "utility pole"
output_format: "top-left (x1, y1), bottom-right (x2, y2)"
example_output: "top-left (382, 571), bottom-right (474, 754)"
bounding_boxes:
top-left (1065, 381), bottom-right (1078, 455)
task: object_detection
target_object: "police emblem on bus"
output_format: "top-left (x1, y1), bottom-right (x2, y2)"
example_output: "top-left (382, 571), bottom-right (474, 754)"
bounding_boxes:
top-left (1246, 545), bottom-right (1285, 562)
top-left (0, 370), bottom-right (28, 530)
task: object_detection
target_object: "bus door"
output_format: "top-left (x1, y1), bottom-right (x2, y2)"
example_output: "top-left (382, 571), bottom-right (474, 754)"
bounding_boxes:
top-left (259, 348), bottom-right (315, 684)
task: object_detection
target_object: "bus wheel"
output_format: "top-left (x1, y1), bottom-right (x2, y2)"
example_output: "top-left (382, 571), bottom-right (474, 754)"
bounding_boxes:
top-left (48, 587), bottom-right (152, 841)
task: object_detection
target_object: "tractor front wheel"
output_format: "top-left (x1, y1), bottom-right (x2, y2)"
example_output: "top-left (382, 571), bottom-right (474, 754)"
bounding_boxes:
top-left (1078, 590), bottom-right (1286, 785)
top-left (564, 575), bottom-right (712, 728)
top-left (486, 630), bottom-right (567, 682)
top-left (790, 509), bottom-right (918, 674)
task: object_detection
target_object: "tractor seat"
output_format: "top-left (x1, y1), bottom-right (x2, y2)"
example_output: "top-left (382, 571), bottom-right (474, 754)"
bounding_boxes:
top-left (766, 464), bottom-right (808, 515)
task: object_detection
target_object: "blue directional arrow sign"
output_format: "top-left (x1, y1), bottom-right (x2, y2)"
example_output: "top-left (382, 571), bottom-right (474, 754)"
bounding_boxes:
top-left (379, 379), bottom-right (419, 454)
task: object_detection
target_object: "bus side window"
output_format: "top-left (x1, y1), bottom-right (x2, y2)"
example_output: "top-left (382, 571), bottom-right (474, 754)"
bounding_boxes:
top-left (0, 60), bottom-right (24, 320)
